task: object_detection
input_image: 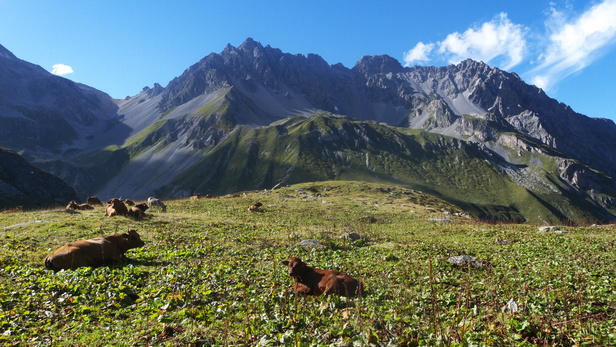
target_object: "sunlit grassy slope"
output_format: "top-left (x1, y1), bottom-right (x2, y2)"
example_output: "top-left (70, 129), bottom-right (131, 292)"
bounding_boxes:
top-left (1, 181), bottom-right (614, 346)
top-left (156, 115), bottom-right (612, 224)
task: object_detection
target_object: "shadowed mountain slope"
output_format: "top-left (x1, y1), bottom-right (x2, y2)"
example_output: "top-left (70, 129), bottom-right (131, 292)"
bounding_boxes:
top-left (0, 148), bottom-right (76, 210)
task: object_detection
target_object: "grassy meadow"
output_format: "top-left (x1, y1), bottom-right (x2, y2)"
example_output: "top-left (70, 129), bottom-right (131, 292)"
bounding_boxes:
top-left (0, 181), bottom-right (615, 346)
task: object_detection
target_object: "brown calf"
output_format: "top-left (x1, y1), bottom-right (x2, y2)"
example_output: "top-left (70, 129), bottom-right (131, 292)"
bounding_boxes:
top-left (248, 202), bottom-right (263, 212)
top-left (106, 198), bottom-right (129, 217)
top-left (44, 229), bottom-right (146, 270)
top-left (66, 200), bottom-right (94, 210)
top-left (281, 256), bottom-right (364, 297)
top-left (189, 194), bottom-right (200, 200)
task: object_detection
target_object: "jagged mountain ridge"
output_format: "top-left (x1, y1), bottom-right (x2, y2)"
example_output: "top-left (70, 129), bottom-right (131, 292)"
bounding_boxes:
top-left (0, 39), bottom-right (614, 222)
top-left (148, 38), bottom-right (616, 178)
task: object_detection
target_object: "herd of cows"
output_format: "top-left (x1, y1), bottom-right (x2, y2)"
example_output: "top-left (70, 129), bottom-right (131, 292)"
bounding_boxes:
top-left (64, 196), bottom-right (167, 216)
top-left (43, 195), bottom-right (363, 297)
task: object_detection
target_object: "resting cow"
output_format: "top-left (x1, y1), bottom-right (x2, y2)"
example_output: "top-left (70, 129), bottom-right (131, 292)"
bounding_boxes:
top-left (147, 197), bottom-right (167, 212)
top-left (44, 229), bottom-right (145, 270)
top-left (248, 202), bottom-right (263, 212)
top-left (0, 206), bottom-right (23, 214)
top-left (87, 196), bottom-right (103, 206)
top-left (128, 202), bottom-right (149, 218)
top-left (189, 194), bottom-right (200, 200)
top-left (282, 256), bottom-right (364, 297)
top-left (66, 200), bottom-right (94, 210)
top-left (123, 199), bottom-right (135, 206)
top-left (106, 198), bottom-right (129, 217)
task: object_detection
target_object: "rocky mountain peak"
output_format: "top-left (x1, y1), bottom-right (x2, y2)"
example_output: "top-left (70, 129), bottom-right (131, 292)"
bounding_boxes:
top-left (237, 37), bottom-right (264, 55)
top-left (142, 82), bottom-right (164, 97)
top-left (353, 55), bottom-right (405, 75)
top-left (454, 59), bottom-right (492, 74)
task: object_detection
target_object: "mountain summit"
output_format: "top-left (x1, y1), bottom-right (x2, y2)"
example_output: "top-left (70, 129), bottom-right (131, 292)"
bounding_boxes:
top-left (0, 39), bottom-right (614, 222)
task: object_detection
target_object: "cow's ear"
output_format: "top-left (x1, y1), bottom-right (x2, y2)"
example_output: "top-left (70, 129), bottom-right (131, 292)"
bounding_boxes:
top-left (282, 260), bottom-right (289, 266)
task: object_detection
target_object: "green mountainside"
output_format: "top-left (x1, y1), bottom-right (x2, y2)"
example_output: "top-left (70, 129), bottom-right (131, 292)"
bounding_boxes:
top-left (119, 113), bottom-right (609, 224)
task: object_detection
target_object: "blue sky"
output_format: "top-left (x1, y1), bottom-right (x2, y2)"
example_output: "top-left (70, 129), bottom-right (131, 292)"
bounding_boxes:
top-left (1, 0), bottom-right (615, 121)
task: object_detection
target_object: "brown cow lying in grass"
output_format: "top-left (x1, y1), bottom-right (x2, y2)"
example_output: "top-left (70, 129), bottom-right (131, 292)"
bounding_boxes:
top-left (106, 198), bottom-right (129, 217)
top-left (0, 206), bottom-right (23, 214)
top-left (282, 256), bottom-right (364, 297)
top-left (44, 229), bottom-right (146, 270)
top-left (128, 202), bottom-right (149, 218)
top-left (123, 199), bottom-right (136, 206)
top-left (248, 202), bottom-right (263, 212)
top-left (189, 194), bottom-right (200, 200)
top-left (87, 196), bottom-right (103, 206)
top-left (66, 200), bottom-right (94, 210)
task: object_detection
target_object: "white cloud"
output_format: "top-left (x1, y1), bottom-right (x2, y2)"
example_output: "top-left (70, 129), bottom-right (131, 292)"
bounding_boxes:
top-left (403, 42), bottom-right (435, 66)
top-left (51, 64), bottom-right (74, 75)
top-left (528, 0), bottom-right (616, 90)
top-left (438, 13), bottom-right (527, 70)
top-left (403, 13), bottom-right (528, 70)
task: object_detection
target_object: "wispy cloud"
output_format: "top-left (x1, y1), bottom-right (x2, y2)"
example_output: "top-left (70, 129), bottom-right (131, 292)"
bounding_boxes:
top-left (528, 0), bottom-right (616, 90)
top-left (51, 64), bottom-right (74, 75)
top-left (403, 13), bottom-right (527, 70)
top-left (402, 0), bottom-right (616, 92)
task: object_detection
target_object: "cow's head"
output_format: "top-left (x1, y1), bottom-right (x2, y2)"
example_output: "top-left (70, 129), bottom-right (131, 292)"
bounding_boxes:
top-left (122, 229), bottom-right (146, 249)
top-left (282, 256), bottom-right (306, 276)
top-left (108, 198), bottom-right (128, 209)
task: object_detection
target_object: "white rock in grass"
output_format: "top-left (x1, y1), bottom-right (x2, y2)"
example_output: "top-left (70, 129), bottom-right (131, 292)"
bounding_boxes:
top-left (446, 255), bottom-right (486, 267)
top-left (538, 226), bottom-right (570, 233)
top-left (502, 298), bottom-right (518, 313)
top-left (295, 239), bottom-right (328, 249)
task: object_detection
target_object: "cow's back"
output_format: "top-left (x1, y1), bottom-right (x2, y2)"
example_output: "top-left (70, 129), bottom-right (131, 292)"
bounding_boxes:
top-left (45, 237), bottom-right (121, 270)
